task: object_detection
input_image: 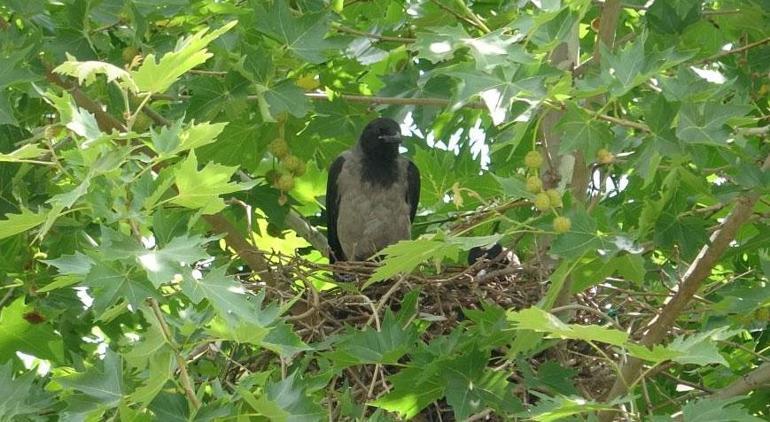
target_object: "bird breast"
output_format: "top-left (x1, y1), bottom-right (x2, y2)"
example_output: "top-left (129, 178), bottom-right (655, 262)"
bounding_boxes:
top-left (335, 154), bottom-right (411, 261)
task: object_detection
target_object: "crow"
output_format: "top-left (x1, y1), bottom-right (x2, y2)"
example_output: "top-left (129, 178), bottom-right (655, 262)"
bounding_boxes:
top-left (325, 117), bottom-right (420, 263)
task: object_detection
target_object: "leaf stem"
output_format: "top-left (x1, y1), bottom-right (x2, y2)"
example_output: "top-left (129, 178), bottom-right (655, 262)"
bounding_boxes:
top-left (148, 298), bottom-right (202, 410)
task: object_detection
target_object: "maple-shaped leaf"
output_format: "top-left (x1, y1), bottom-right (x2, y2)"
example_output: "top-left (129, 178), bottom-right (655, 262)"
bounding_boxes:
top-left (371, 365), bottom-right (444, 419)
top-left (368, 238), bottom-right (461, 285)
top-left (83, 260), bottom-right (158, 314)
top-left (444, 348), bottom-right (523, 419)
top-left (131, 21), bottom-right (237, 93)
top-left (254, 1), bottom-right (336, 64)
top-left (0, 208), bottom-right (48, 240)
top-left (325, 310), bottom-right (419, 367)
top-left (171, 150), bottom-right (256, 214)
top-left (0, 297), bottom-right (64, 363)
top-left (0, 143), bottom-right (47, 163)
top-left (56, 349), bottom-right (125, 407)
top-left (53, 54), bottom-right (138, 92)
top-left (0, 362), bottom-right (54, 421)
top-left (428, 63), bottom-right (545, 125)
top-left (680, 397), bottom-right (765, 422)
top-left (555, 103), bottom-right (613, 158)
top-left (676, 101), bottom-right (751, 146)
top-left (137, 234), bottom-right (209, 287)
top-left (150, 119), bottom-right (227, 159)
top-left (507, 307), bottom-right (629, 346)
top-left (124, 307), bottom-right (175, 406)
top-left (414, 26), bottom-right (530, 71)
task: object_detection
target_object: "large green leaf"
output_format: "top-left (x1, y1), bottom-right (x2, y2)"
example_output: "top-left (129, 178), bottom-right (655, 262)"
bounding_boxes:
top-left (170, 150), bottom-right (256, 214)
top-left (325, 310), bottom-right (418, 367)
top-left (131, 21), bottom-right (237, 93)
top-left (253, 2), bottom-right (336, 64)
top-left (0, 297), bottom-right (64, 363)
top-left (0, 363), bottom-right (54, 421)
top-left (0, 208), bottom-right (48, 240)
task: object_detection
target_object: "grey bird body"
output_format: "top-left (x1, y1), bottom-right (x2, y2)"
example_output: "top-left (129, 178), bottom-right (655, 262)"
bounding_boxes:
top-left (326, 118), bottom-right (420, 263)
top-left (334, 147), bottom-right (413, 260)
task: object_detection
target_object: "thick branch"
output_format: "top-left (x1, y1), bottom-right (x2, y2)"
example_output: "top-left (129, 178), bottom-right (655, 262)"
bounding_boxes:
top-left (203, 214), bottom-right (275, 285)
top-left (711, 361), bottom-right (770, 399)
top-left (45, 71), bottom-right (126, 132)
top-left (592, 0), bottom-right (622, 63)
top-left (600, 155), bottom-right (770, 420)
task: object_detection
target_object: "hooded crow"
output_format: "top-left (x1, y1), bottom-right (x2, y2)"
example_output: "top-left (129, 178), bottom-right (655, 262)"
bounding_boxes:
top-left (326, 117), bottom-right (420, 263)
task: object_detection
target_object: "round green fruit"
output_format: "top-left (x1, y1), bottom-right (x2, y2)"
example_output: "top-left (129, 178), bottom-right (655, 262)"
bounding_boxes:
top-left (553, 216), bottom-right (572, 233)
top-left (534, 192), bottom-right (551, 211)
top-left (524, 150), bottom-right (543, 169)
top-left (526, 176), bottom-right (543, 193)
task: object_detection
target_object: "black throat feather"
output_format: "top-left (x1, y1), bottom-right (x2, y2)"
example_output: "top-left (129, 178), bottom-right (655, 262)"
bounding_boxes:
top-left (360, 145), bottom-right (399, 187)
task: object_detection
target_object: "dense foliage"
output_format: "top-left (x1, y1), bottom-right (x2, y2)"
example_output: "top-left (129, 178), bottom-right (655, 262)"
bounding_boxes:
top-left (1, 0), bottom-right (770, 420)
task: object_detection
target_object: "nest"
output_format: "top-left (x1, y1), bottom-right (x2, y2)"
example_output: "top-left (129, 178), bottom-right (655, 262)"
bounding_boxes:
top-left (236, 253), bottom-right (635, 420)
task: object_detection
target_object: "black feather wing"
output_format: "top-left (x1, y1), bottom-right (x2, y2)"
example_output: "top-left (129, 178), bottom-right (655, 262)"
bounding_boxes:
top-left (326, 156), bottom-right (346, 263)
top-left (406, 160), bottom-right (420, 222)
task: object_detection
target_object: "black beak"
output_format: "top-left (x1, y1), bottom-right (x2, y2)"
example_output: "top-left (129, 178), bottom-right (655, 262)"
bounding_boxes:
top-left (380, 134), bottom-right (402, 144)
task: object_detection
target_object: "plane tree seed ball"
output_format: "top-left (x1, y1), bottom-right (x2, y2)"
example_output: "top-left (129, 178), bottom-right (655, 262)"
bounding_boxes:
top-left (526, 176), bottom-right (543, 193)
top-left (546, 189), bottom-right (563, 208)
top-left (269, 138), bottom-right (290, 159)
top-left (553, 216), bottom-right (572, 233)
top-left (597, 148), bottom-right (615, 164)
top-left (276, 173), bottom-right (295, 191)
top-left (534, 192), bottom-right (551, 211)
top-left (283, 155), bottom-right (306, 176)
top-left (525, 150), bottom-right (543, 169)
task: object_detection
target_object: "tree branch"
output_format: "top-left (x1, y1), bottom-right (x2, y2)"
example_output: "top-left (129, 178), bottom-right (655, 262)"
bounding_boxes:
top-left (592, 0), bottom-right (622, 64)
top-left (699, 36), bottom-right (770, 64)
top-left (599, 155), bottom-right (770, 421)
top-left (711, 361), bottom-right (770, 399)
top-left (334, 24), bottom-right (416, 43)
top-left (45, 70), bottom-right (126, 132)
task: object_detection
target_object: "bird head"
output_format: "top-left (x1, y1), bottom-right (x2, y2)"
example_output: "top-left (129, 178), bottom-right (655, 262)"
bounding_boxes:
top-left (359, 117), bottom-right (402, 160)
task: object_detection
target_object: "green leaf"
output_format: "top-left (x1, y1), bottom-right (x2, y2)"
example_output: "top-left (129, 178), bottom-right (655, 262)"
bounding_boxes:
top-left (171, 150), bottom-right (256, 214)
top-left (529, 394), bottom-right (613, 422)
top-left (53, 55), bottom-right (138, 92)
top-left (429, 63), bottom-right (545, 125)
top-left (186, 73), bottom-right (250, 122)
top-left (556, 103), bottom-right (613, 158)
top-left (550, 208), bottom-right (602, 259)
top-left (368, 238), bottom-right (461, 285)
top-left (131, 21), bottom-right (237, 93)
top-left (507, 307), bottom-right (629, 346)
top-left (325, 310), bottom-right (418, 367)
top-left (42, 251), bottom-right (94, 276)
top-left (371, 366), bottom-right (444, 419)
top-left (124, 307), bottom-right (175, 406)
top-left (258, 373), bottom-right (325, 422)
top-left (680, 397), bottom-right (764, 422)
top-left (0, 297), bottom-right (64, 363)
top-left (254, 2), bottom-right (336, 64)
top-left (262, 80), bottom-right (310, 119)
top-left (83, 261), bottom-right (158, 314)
top-left (0, 363), bottom-right (54, 421)
top-left (444, 348), bottom-right (523, 419)
top-left (137, 234), bottom-right (209, 287)
top-left (56, 349), bottom-right (125, 407)
top-left (0, 92), bottom-right (17, 126)
top-left (0, 208), bottom-right (48, 240)
top-left (668, 331), bottom-right (729, 367)
top-left (0, 143), bottom-right (46, 163)
top-left (676, 101), bottom-right (751, 146)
